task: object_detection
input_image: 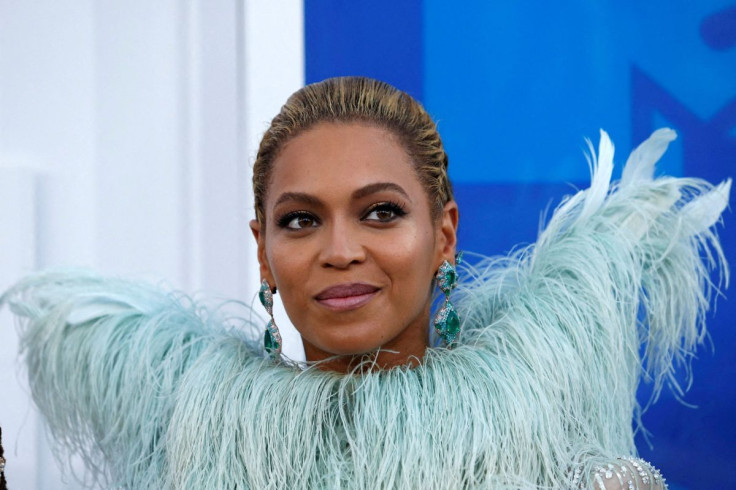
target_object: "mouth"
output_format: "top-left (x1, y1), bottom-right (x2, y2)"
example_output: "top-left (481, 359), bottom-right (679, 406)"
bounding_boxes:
top-left (315, 283), bottom-right (380, 311)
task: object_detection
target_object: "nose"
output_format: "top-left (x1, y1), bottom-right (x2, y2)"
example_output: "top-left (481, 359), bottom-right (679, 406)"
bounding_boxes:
top-left (319, 220), bottom-right (366, 269)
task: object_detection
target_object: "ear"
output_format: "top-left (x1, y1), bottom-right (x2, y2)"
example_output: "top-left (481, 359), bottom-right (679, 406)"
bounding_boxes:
top-left (249, 219), bottom-right (276, 288)
top-left (435, 200), bottom-right (459, 266)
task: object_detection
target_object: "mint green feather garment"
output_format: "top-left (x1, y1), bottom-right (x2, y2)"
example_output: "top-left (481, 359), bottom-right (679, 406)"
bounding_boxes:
top-left (3, 129), bottom-right (729, 489)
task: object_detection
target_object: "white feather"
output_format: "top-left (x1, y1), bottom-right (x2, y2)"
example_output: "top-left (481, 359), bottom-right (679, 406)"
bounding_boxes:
top-left (680, 179), bottom-right (732, 233)
top-left (621, 128), bottom-right (677, 188)
top-left (579, 129), bottom-right (614, 222)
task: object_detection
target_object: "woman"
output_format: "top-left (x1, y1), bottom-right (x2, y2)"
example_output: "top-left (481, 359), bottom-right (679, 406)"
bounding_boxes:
top-left (4, 77), bottom-right (729, 488)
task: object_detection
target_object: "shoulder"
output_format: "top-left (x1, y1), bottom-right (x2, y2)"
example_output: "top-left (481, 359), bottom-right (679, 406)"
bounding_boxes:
top-left (571, 457), bottom-right (667, 490)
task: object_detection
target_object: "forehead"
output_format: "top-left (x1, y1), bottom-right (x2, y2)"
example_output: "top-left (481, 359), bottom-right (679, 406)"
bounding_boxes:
top-left (267, 122), bottom-right (423, 203)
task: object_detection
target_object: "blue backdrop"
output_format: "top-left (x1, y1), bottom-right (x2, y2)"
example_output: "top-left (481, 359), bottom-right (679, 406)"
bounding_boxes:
top-left (305, 2), bottom-right (736, 487)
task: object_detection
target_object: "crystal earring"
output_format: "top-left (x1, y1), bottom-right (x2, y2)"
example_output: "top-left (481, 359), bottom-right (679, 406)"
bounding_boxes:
top-left (259, 279), bottom-right (282, 359)
top-left (433, 253), bottom-right (462, 347)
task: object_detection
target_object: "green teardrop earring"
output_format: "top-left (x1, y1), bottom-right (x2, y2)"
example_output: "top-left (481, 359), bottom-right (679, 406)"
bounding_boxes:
top-left (259, 279), bottom-right (282, 359)
top-left (433, 253), bottom-right (462, 347)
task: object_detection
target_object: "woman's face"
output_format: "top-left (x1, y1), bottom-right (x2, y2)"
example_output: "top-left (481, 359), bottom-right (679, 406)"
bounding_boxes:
top-left (251, 122), bottom-right (457, 368)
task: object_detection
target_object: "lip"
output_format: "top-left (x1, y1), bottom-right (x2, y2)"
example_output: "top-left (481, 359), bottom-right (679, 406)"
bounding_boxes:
top-left (315, 283), bottom-right (380, 311)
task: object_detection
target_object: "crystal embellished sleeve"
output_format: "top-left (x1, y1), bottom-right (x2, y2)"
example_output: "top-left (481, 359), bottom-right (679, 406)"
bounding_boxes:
top-left (569, 457), bottom-right (667, 489)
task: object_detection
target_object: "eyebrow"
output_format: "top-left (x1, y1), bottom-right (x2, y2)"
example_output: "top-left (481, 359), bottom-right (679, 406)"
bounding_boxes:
top-left (273, 182), bottom-right (411, 208)
top-left (351, 182), bottom-right (411, 201)
top-left (273, 192), bottom-right (323, 208)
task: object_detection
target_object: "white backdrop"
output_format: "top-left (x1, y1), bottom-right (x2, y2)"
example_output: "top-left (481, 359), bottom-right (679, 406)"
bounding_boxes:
top-left (0, 1), bottom-right (304, 487)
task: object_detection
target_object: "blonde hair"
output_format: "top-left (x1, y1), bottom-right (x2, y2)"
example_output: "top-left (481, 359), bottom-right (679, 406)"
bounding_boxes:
top-left (252, 76), bottom-right (453, 226)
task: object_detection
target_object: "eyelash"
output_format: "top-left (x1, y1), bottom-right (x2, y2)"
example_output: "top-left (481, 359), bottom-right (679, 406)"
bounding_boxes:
top-left (275, 201), bottom-right (408, 230)
top-left (362, 201), bottom-right (407, 222)
top-left (276, 211), bottom-right (319, 230)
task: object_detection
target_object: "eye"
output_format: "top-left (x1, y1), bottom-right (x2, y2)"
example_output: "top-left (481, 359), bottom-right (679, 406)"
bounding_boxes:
top-left (362, 201), bottom-right (407, 223)
top-left (278, 211), bottom-right (319, 230)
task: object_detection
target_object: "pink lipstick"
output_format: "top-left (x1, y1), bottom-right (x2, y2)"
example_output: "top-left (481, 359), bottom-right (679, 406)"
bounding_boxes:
top-left (315, 283), bottom-right (380, 311)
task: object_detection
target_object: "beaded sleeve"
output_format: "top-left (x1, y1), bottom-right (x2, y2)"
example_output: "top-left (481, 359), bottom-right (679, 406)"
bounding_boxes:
top-left (569, 457), bottom-right (667, 489)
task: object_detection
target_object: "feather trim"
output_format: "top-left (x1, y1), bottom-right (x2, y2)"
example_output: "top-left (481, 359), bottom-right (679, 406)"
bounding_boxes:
top-left (3, 129), bottom-right (728, 488)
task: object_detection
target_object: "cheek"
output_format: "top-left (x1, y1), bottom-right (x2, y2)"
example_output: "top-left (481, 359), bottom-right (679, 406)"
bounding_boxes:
top-left (264, 240), bottom-right (316, 333)
top-left (265, 240), bottom-right (310, 294)
top-left (382, 227), bottom-right (437, 294)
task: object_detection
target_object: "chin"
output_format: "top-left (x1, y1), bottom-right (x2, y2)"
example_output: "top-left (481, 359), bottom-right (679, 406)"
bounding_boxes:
top-left (305, 327), bottom-right (396, 358)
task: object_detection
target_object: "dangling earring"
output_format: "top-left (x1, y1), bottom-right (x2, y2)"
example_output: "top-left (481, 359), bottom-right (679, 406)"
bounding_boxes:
top-left (433, 253), bottom-right (462, 347)
top-left (259, 279), bottom-right (282, 359)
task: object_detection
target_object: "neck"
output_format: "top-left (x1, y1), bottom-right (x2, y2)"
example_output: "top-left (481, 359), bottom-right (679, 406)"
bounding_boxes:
top-left (302, 320), bottom-right (430, 373)
top-left (303, 344), bottom-right (428, 373)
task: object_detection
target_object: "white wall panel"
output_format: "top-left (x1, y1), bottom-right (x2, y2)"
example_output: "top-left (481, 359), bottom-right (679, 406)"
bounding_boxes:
top-left (93, 1), bottom-right (185, 284)
top-left (184, 0), bottom-right (246, 298)
top-left (0, 0), bottom-right (97, 270)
